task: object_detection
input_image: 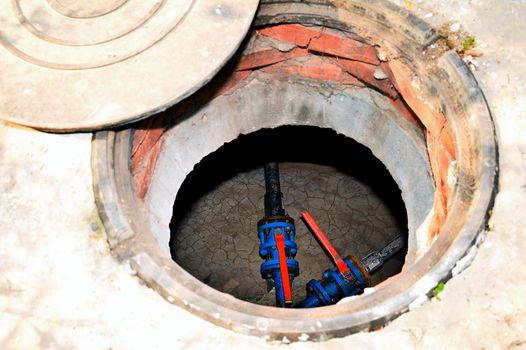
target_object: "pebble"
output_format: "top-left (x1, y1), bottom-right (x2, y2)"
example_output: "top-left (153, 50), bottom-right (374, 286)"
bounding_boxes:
top-left (377, 50), bottom-right (388, 62)
top-left (450, 23), bottom-right (461, 32)
top-left (374, 67), bottom-right (389, 80)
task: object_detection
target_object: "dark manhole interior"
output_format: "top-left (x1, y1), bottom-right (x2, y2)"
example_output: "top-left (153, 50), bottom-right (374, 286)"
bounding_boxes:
top-left (169, 126), bottom-right (408, 306)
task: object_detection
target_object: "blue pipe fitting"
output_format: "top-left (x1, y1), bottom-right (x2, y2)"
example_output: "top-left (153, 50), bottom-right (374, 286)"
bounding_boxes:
top-left (258, 216), bottom-right (299, 307)
top-left (298, 256), bottom-right (370, 308)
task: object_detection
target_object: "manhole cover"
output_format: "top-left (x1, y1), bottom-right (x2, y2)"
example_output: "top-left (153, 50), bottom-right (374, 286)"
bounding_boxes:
top-left (0, 0), bottom-right (259, 131)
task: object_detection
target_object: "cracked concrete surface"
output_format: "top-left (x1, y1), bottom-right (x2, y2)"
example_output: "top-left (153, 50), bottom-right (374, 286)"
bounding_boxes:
top-left (171, 162), bottom-right (405, 305)
top-left (1, 1), bottom-right (526, 348)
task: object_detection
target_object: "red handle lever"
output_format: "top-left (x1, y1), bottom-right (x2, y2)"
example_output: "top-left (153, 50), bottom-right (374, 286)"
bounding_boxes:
top-left (301, 210), bottom-right (352, 281)
top-left (274, 229), bottom-right (293, 304)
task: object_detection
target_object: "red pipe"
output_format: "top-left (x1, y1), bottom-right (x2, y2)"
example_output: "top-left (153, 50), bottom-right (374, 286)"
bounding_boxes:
top-left (301, 210), bottom-right (353, 281)
top-left (274, 229), bottom-right (293, 304)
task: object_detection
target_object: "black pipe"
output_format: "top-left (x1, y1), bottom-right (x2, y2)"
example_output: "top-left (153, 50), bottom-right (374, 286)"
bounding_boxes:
top-left (263, 163), bottom-right (285, 217)
top-left (360, 235), bottom-right (405, 274)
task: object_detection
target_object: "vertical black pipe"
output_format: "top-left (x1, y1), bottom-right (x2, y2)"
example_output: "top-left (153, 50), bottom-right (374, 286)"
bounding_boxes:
top-left (263, 163), bottom-right (285, 217)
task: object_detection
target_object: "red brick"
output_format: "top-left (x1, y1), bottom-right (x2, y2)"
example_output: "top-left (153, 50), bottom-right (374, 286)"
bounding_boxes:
top-left (131, 117), bottom-right (166, 198)
top-left (309, 32), bottom-right (380, 65)
top-left (426, 131), bottom-right (453, 238)
top-left (387, 60), bottom-right (446, 139)
top-left (428, 190), bottom-right (447, 239)
top-left (131, 129), bottom-right (149, 161)
top-left (390, 96), bottom-right (424, 129)
top-left (131, 118), bottom-right (164, 173)
top-left (211, 70), bottom-right (251, 98)
top-left (134, 139), bottom-right (163, 199)
top-left (330, 58), bottom-right (397, 97)
top-left (236, 48), bottom-right (308, 71)
top-left (439, 123), bottom-right (456, 159)
top-left (261, 55), bottom-right (364, 86)
top-left (380, 62), bottom-right (396, 86)
top-left (258, 24), bottom-right (380, 65)
top-left (257, 24), bottom-right (317, 47)
top-left (190, 70), bottom-right (252, 108)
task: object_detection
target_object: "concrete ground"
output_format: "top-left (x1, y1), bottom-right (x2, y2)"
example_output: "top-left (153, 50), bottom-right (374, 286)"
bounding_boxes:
top-left (1, 0), bottom-right (525, 349)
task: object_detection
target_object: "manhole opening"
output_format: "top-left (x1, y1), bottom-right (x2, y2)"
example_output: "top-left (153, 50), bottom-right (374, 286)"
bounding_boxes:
top-left (169, 125), bottom-right (408, 306)
top-left (92, 0), bottom-right (497, 340)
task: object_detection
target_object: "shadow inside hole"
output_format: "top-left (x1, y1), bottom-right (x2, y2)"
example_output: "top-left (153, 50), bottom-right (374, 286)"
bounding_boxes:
top-left (169, 126), bottom-right (408, 306)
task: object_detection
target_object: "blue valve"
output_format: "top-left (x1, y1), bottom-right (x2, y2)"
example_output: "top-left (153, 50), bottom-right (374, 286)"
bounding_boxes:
top-left (298, 256), bottom-right (369, 308)
top-left (258, 162), bottom-right (300, 307)
top-left (297, 234), bottom-right (405, 308)
top-left (258, 217), bottom-right (299, 307)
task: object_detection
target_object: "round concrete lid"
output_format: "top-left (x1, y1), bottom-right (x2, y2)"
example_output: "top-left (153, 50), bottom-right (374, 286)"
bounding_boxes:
top-left (0, 0), bottom-right (259, 131)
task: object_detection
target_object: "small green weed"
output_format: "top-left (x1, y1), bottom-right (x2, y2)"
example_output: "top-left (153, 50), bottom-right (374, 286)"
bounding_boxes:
top-left (403, 0), bottom-right (416, 10)
top-left (432, 282), bottom-right (445, 301)
top-left (462, 36), bottom-right (476, 51)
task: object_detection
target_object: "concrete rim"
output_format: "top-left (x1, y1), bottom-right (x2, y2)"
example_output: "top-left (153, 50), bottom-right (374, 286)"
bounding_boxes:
top-left (144, 79), bottom-right (433, 267)
top-left (91, 0), bottom-right (498, 341)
